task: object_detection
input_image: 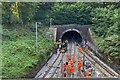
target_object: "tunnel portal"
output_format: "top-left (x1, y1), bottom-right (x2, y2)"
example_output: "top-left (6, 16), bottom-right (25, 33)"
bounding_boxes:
top-left (61, 30), bottom-right (83, 44)
top-left (52, 24), bottom-right (97, 56)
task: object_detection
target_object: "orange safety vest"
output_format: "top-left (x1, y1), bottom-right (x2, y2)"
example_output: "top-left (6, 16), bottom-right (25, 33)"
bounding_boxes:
top-left (78, 59), bottom-right (82, 70)
top-left (66, 56), bottom-right (69, 61)
top-left (78, 63), bottom-right (82, 70)
top-left (85, 69), bottom-right (89, 78)
top-left (66, 53), bottom-right (68, 56)
top-left (71, 66), bottom-right (74, 74)
top-left (67, 65), bottom-right (71, 74)
top-left (70, 60), bottom-right (74, 66)
top-left (71, 54), bottom-right (75, 61)
top-left (66, 54), bottom-right (70, 61)
top-left (71, 54), bottom-right (75, 57)
top-left (79, 48), bottom-right (83, 53)
top-left (63, 63), bottom-right (67, 70)
top-left (72, 57), bottom-right (74, 62)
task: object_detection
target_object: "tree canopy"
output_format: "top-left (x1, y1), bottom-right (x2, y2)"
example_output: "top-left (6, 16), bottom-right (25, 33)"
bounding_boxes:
top-left (2, 2), bottom-right (120, 78)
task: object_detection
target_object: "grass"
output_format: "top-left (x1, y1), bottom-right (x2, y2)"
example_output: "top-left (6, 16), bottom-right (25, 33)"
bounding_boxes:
top-left (2, 26), bottom-right (54, 78)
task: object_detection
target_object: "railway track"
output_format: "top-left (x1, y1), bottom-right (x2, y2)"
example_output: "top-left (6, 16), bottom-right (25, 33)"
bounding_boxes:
top-left (35, 41), bottom-right (119, 78)
top-left (82, 48), bottom-right (119, 77)
top-left (44, 51), bottom-right (65, 78)
top-left (50, 53), bottom-right (64, 78)
top-left (50, 41), bottom-right (74, 78)
top-left (35, 49), bottom-right (60, 78)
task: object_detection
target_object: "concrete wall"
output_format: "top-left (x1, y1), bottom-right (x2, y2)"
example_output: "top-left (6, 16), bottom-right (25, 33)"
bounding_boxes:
top-left (52, 24), bottom-right (93, 45)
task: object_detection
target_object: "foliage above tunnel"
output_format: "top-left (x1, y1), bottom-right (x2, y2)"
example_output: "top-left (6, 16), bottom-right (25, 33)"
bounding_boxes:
top-left (50, 3), bottom-right (93, 25)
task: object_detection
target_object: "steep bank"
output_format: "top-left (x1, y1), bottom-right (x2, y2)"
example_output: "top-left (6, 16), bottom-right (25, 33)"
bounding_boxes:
top-left (2, 25), bottom-right (54, 78)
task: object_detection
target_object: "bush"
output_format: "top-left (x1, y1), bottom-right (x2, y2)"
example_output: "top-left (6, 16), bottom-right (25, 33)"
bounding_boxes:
top-left (2, 26), bottom-right (54, 78)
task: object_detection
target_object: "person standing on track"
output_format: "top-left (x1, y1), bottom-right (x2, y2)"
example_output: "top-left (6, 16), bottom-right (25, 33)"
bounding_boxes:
top-left (79, 47), bottom-right (83, 53)
top-left (85, 69), bottom-right (89, 78)
top-left (70, 60), bottom-right (74, 76)
top-left (71, 54), bottom-right (75, 63)
top-left (78, 58), bottom-right (82, 71)
top-left (71, 54), bottom-right (75, 58)
top-left (66, 62), bottom-right (68, 69)
top-left (66, 53), bottom-right (70, 62)
top-left (63, 71), bottom-right (67, 78)
top-left (62, 63), bottom-right (67, 73)
top-left (67, 65), bottom-right (71, 77)
top-left (66, 40), bottom-right (68, 43)
top-left (70, 60), bottom-right (74, 66)
top-left (71, 64), bottom-right (74, 77)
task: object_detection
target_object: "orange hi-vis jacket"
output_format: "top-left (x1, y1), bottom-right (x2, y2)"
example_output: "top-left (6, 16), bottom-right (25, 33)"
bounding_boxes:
top-left (67, 65), bottom-right (71, 74)
top-left (71, 54), bottom-right (75, 58)
top-left (62, 63), bottom-right (67, 70)
top-left (66, 53), bottom-right (68, 56)
top-left (71, 57), bottom-right (74, 62)
top-left (71, 65), bottom-right (74, 74)
top-left (70, 60), bottom-right (74, 66)
top-left (66, 55), bottom-right (70, 61)
top-left (66, 56), bottom-right (69, 61)
top-left (71, 54), bottom-right (75, 62)
top-left (78, 59), bottom-right (82, 70)
top-left (78, 62), bottom-right (82, 70)
top-left (79, 48), bottom-right (83, 53)
top-left (85, 69), bottom-right (89, 78)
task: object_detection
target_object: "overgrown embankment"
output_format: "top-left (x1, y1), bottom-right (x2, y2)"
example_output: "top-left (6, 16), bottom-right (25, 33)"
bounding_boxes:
top-left (2, 25), bottom-right (54, 78)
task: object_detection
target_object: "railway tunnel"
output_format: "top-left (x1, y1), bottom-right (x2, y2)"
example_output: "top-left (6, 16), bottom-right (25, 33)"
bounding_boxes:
top-left (51, 24), bottom-right (95, 50)
top-left (61, 30), bottom-right (83, 44)
top-left (35, 24), bottom-right (119, 78)
top-left (51, 24), bottom-right (98, 52)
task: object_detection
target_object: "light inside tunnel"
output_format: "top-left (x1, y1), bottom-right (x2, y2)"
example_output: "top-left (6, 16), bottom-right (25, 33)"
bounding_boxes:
top-left (61, 30), bottom-right (83, 44)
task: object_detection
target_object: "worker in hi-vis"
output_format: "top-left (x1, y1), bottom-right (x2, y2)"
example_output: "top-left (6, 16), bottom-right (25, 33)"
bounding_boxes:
top-left (85, 69), bottom-right (89, 78)
top-left (78, 58), bottom-right (82, 71)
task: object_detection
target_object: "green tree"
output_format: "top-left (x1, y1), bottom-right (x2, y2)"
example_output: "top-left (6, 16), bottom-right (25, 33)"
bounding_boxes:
top-left (51, 3), bottom-right (93, 25)
top-left (34, 2), bottom-right (53, 26)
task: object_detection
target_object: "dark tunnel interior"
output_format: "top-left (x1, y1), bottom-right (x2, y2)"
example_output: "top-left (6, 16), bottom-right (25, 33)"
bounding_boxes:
top-left (61, 31), bottom-right (82, 44)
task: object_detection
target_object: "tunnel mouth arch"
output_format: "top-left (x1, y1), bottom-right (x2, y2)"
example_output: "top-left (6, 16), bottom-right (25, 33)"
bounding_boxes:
top-left (60, 29), bottom-right (83, 44)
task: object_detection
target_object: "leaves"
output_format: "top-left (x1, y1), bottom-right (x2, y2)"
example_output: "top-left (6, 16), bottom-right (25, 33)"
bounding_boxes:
top-left (2, 2), bottom-right (120, 78)
top-left (2, 26), bottom-right (54, 78)
top-left (50, 3), bottom-right (93, 25)
top-left (91, 3), bottom-right (120, 65)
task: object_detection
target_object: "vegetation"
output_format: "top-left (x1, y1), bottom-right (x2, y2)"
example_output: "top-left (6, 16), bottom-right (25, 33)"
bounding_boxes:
top-left (91, 3), bottom-right (120, 65)
top-left (2, 2), bottom-right (120, 78)
top-left (2, 25), bottom-right (54, 78)
top-left (50, 3), bottom-right (93, 25)
top-left (50, 2), bottom-right (120, 65)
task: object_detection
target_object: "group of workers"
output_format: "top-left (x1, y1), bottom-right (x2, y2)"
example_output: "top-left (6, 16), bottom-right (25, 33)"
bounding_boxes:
top-left (59, 40), bottom-right (92, 78)
top-left (61, 52), bottom-right (90, 78)
top-left (61, 54), bottom-right (91, 78)
top-left (61, 53), bottom-right (77, 77)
